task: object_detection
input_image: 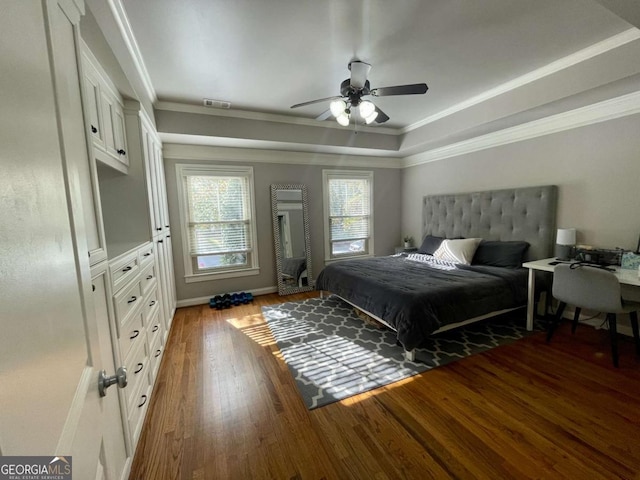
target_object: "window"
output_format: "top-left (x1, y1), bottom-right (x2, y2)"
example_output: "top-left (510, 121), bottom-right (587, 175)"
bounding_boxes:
top-left (176, 164), bottom-right (259, 282)
top-left (323, 170), bottom-right (374, 260)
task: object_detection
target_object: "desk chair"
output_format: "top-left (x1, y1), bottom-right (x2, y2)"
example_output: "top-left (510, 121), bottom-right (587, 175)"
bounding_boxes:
top-left (547, 264), bottom-right (640, 367)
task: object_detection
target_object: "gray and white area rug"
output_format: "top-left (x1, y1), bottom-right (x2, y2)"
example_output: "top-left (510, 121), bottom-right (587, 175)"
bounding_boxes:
top-left (262, 295), bottom-right (533, 410)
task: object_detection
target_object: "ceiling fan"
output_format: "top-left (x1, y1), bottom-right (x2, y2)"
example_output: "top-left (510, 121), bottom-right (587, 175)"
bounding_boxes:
top-left (290, 60), bottom-right (428, 126)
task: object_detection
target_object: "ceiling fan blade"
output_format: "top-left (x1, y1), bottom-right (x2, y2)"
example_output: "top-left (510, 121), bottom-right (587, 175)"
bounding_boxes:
top-left (370, 83), bottom-right (428, 97)
top-left (374, 106), bottom-right (390, 124)
top-left (315, 109), bottom-right (332, 121)
top-left (290, 95), bottom-right (344, 109)
top-left (349, 61), bottom-right (371, 89)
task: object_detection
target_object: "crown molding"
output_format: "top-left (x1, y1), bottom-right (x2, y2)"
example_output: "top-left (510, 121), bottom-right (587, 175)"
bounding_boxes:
top-left (402, 28), bottom-right (640, 134)
top-left (163, 143), bottom-right (402, 169)
top-left (402, 89), bottom-right (640, 168)
top-left (107, 0), bottom-right (156, 103)
top-left (154, 101), bottom-right (400, 135)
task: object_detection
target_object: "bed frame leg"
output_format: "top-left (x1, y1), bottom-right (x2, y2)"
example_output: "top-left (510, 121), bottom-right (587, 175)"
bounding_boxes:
top-left (404, 349), bottom-right (415, 362)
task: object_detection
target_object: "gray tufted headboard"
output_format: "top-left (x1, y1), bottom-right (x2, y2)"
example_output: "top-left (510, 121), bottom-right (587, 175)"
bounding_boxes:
top-left (422, 185), bottom-right (558, 261)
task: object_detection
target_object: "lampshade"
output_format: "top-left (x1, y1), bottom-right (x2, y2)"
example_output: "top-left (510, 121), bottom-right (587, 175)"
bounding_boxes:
top-left (336, 112), bottom-right (350, 126)
top-left (364, 111), bottom-right (378, 124)
top-left (330, 100), bottom-right (347, 117)
top-left (359, 100), bottom-right (375, 118)
top-left (556, 228), bottom-right (576, 246)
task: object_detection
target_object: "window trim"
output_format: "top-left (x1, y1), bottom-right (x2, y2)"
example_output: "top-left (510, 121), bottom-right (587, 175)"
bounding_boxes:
top-left (322, 169), bottom-right (374, 262)
top-left (176, 163), bottom-right (260, 282)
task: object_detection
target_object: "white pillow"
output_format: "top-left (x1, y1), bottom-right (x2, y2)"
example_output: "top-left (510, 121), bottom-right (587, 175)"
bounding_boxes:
top-left (433, 238), bottom-right (482, 265)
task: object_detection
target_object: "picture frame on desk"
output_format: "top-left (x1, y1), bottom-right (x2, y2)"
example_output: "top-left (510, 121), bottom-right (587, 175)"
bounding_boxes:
top-left (621, 251), bottom-right (640, 270)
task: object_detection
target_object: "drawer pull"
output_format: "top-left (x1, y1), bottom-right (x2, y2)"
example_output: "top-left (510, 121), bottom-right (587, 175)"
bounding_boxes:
top-left (138, 395), bottom-right (147, 408)
top-left (127, 296), bottom-right (137, 304)
top-left (91, 125), bottom-right (97, 133)
top-left (117, 148), bottom-right (126, 155)
top-left (158, 240), bottom-right (164, 244)
top-left (122, 266), bottom-right (132, 273)
top-left (130, 330), bottom-right (140, 340)
top-left (156, 227), bottom-right (162, 231)
top-left (146, 275), bottom-right (153, 280)
top-left (152, 325), bottom-right (159, 333)
top-left (149, 300), bottom-right (156, 307)
top-left (134, 363), bottom-right (144, 374)
top-left (155, 349), bottom-right (161, 358)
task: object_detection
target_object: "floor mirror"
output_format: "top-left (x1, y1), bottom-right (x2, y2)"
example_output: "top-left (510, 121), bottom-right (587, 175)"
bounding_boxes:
top-left (271, 184), bottom-right (314, 295)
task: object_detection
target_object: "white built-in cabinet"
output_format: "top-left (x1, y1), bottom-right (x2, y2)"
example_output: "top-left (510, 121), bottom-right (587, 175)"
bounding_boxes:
top-left (82, 48), bottom-right (129, 173)
top-left (108, 242), bottom-right (159, 446)
top-left (124, 100), bottom-right (177, 332)
top-left (77, 41), bottom-right (176, 470)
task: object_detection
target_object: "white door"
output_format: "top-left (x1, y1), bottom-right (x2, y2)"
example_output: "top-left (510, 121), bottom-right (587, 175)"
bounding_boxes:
top-left (0, 2), bottom-right (128, 479)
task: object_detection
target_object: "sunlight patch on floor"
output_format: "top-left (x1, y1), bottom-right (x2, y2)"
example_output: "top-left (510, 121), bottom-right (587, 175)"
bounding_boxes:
top-left (226, 313), bottom-right (277, 347)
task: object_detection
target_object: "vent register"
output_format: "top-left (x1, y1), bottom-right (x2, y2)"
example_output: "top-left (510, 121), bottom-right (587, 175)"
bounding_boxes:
top-left (203, 98), bottom-right (231, 109)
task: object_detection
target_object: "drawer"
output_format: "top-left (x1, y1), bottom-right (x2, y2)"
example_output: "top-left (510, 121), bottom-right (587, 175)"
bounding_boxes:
top-left (118, 310), bottom-right (144, 360)
top-left (125, 338), bottom-right (149, 412)
top-left (140, 263), bottom-right (157, 296)
top-left (146, 309), bottom-right (162, 348)
top-left (114, 280), bottom-right (142, 327)
top-left (144, 286), bottom-right (160, 322)
top-left (148, 330), bottom-right (164, 380)
top-left (139, 243), bottom-right (154, 267)
top-left (128, 379), bottom-right (151, 446)
top-left (110, 251), bottom-right (139, 292)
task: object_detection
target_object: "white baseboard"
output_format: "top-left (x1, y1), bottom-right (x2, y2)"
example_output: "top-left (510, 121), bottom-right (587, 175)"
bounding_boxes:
top-left (176, 285), bottom-right (278, 308)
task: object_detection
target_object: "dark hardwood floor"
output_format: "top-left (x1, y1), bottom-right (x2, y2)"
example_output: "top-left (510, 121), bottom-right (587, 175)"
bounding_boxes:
top-left (129, 292), bottom-right (640, 479)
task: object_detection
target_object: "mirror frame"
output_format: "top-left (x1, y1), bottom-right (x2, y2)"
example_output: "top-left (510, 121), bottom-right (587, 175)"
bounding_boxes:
top-left (271, 183), bottom-right (314, 295)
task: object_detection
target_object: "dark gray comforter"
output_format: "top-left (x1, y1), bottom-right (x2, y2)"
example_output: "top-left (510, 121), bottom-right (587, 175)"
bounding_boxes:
top-left (315, 255), bottom-right (528, 350)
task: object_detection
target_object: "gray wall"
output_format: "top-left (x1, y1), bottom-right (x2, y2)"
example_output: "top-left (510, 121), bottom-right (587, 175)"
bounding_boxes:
top-left (401, 113), bottom-right (640, 253)
top-left (164, 152), bottom-right (402, 302)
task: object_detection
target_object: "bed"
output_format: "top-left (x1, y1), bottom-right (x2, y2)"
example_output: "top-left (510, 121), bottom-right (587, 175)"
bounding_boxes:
top-left (281, 257), bottom-right (308, 287)
top-left (316, 185), bottom-right (558, 358)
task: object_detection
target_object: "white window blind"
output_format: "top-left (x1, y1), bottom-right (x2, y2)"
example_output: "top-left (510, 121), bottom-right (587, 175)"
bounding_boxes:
top-left (177, 164), bottom-right (259, 280)
top-left (323, 170), bottom-right (373, 259)
top-left (186, 175), bottom-right (252, 256)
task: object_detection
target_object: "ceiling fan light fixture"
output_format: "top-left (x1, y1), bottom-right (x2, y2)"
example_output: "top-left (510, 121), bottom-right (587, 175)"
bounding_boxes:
top-left (336, 112), bottom-right (350, 126)
top-left (364, 111), bottom-right (378, 124)
top-left (359, 100), bottom-right (375, 118)
top-left (330, 100), bottom-right (347, 117)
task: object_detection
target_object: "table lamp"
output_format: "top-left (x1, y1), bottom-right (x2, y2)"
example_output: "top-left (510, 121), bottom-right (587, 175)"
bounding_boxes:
top-left (555, 228), bottom-right (576, 260)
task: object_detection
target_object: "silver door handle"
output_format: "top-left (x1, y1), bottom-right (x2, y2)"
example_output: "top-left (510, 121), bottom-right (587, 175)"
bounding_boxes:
top-left (98, 366), bottom-right (127, 397)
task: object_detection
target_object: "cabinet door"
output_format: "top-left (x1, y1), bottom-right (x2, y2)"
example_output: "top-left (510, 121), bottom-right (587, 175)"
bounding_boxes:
top-left (92, 266), bottom-right (130, 479)
top-left (112, 102), bottom-right (129, 167)
top-left (83, 65), bottom-right (104, 149)
top-left (155, 236), bottom-right (171, 332)
top-left (147, 130), bottom-right (163, 234)
top-left (155, 143), bottom-right (170, 231)
top-left (164, 232), bottom-right (177, 321)
top-left (100, 89), bottom-right (117, 158)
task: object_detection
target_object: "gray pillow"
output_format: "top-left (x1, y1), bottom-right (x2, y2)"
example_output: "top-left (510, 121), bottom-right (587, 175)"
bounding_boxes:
top-left (472, 241), bottom-right (530, 268)
top-left (418, 235), bottom-right (444, 255)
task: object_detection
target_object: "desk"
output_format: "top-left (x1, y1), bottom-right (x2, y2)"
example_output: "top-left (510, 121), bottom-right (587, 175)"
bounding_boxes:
top-left (522, 258), bottom-right (640, 331)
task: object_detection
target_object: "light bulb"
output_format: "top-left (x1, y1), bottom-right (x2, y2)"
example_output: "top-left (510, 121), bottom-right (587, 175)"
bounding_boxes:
top-left (336, 113), bottom-right (350, 126)
top-left (359, 100), bottom-right (375, 118)
top-left (330, 100), bottom-right (346, 117)
top-left (364, 111), bottom-right (378, 124)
